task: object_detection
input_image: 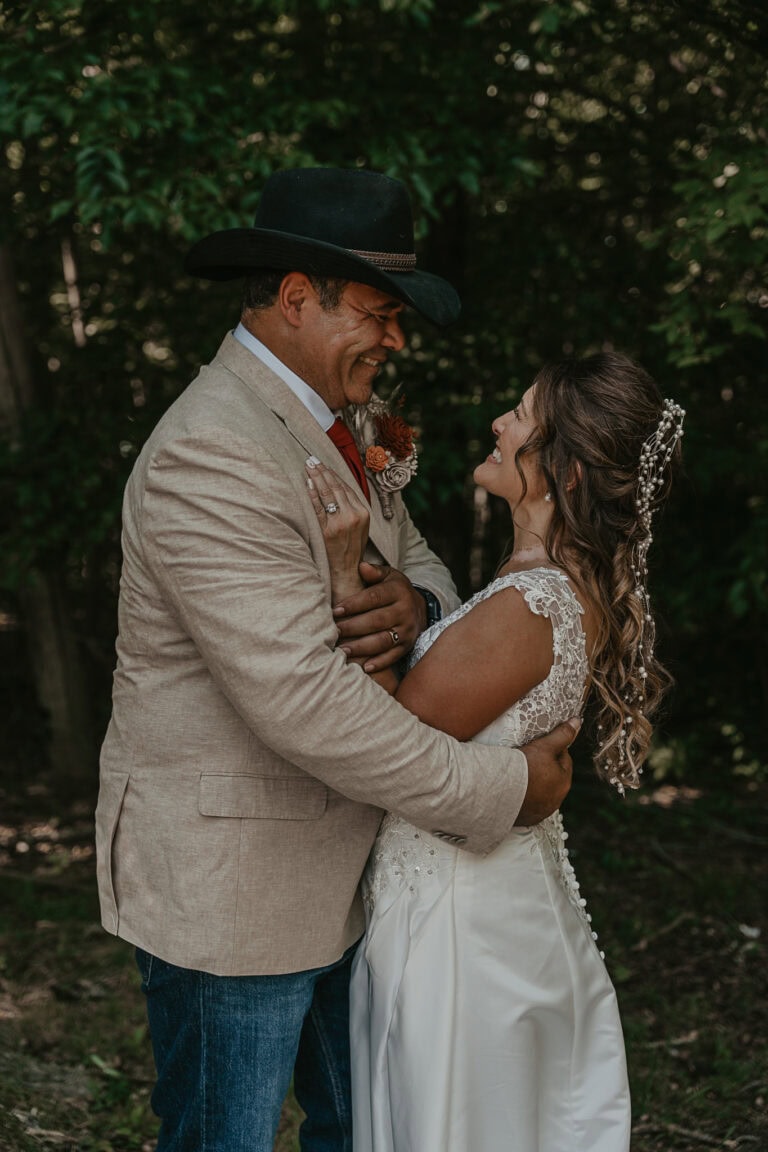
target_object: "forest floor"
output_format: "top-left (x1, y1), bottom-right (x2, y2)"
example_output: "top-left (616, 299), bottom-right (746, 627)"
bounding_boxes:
top-left (0, 750), bottom-right (766, 1152)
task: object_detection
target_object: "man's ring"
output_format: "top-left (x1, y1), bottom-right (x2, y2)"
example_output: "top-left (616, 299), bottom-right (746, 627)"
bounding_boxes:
top-left (324, 503), bottom-right (339, 514)
top-left (388, 629), bottom-right (400, 647)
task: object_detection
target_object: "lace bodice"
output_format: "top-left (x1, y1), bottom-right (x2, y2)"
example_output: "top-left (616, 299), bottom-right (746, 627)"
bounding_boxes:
top-left (365, 568), bottom-right (599, 942)
top-left (409, 567), bottom-right (588, 745)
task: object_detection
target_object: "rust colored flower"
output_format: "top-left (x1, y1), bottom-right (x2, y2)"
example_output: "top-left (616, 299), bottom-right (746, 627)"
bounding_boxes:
top-left (365, 445), bottom-right (390, 472)
top-left (375, 413), bottom-right (414, 458)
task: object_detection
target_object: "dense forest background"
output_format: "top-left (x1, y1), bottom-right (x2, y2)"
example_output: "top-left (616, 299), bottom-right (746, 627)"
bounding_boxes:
top-left (2, 0), bottom-right (767, 796)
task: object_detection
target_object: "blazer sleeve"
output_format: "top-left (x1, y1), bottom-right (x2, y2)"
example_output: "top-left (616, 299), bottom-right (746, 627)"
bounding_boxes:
top-left (140, 430), bottom-right (526, 854)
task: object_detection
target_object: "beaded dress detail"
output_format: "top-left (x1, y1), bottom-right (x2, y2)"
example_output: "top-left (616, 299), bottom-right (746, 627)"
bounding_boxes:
top-left (350, 567), bottom-right (631, 1152)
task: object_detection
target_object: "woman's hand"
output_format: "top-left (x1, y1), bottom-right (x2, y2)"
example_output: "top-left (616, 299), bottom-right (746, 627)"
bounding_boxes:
top-left (305, 458), bottom-right (370, 601)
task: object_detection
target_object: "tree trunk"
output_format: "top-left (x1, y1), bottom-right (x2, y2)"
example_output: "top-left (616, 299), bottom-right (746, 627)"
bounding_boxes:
top-left (0, 243), bottom-right (95, 789)
top-left (0, 246), bottom-right (35, 430)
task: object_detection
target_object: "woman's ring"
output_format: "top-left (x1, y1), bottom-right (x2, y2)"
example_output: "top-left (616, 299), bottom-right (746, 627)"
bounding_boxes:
top-left (388, 629), bottom-right (400, 647)
top-left (324, 503), bottom-right (339, 514)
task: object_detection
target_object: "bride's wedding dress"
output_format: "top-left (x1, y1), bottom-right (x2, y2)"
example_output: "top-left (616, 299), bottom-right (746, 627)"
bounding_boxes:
top-left (350, 568), bottom-right (631, 1152)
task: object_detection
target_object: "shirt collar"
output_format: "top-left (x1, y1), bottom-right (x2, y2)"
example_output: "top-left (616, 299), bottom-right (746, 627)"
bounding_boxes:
top-left (233, 322), bottom-right (336, 432)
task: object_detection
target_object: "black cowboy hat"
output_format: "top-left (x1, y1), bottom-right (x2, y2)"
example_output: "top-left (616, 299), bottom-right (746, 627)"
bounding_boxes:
top-left (184, 167), bottom-right (460, 327)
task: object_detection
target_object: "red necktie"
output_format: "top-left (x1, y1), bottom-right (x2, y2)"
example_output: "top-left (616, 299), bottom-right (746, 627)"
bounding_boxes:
top-left (326, 417), bottom-right (370, 501)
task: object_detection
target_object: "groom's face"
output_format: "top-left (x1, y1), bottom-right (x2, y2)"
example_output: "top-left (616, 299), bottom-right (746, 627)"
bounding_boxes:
top-left (298, 281), bottom-right (406, 410)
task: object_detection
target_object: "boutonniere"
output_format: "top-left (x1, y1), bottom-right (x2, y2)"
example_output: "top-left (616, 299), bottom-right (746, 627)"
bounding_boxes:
top-left (343, 388), bottom-right (418, 519)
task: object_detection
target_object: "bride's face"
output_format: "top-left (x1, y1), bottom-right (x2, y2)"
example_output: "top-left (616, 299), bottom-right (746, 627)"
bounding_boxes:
top-left (474, 385), bottom-right (546, 509)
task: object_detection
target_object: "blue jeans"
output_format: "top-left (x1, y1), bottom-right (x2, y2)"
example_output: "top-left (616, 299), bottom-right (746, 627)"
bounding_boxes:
top-left (135, 945), bottom-right (356, 1152)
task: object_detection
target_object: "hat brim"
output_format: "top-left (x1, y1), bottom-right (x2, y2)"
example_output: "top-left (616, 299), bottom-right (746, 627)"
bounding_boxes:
top-left (184, 227), bottom-right (460, 327)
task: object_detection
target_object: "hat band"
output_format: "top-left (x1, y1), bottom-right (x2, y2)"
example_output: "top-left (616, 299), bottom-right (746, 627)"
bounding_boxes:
top-left (349, 248), bottom-right (417, 272)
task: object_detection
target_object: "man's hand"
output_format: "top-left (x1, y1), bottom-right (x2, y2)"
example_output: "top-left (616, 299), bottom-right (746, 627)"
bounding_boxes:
top-left (515, 718), bottom-right (580, 826)
top-left (333, 561), bottom-right (428, 672)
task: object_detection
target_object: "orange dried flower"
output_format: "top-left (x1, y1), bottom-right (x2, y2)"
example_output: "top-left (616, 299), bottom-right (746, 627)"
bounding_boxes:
top-left (365, 445), bottom-right (389, 472)
top-left (375, 413), bottom-right (414, 458)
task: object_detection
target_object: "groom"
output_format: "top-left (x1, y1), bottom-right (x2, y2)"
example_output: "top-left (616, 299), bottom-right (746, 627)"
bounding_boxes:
top-left (95, 167), bottom-right (577, 1151)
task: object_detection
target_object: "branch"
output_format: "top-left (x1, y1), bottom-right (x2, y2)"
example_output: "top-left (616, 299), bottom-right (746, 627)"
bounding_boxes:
top-left (632, 1121), bottom-right (761, 1148)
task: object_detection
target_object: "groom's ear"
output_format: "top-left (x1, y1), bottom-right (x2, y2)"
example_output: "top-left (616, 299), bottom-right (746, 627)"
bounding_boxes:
top-left (279, 272), bottom-right (312, 328)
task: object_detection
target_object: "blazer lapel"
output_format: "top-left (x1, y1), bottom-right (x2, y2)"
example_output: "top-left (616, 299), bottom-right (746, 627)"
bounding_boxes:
top-left (214, 333), bottom-right (396, 562)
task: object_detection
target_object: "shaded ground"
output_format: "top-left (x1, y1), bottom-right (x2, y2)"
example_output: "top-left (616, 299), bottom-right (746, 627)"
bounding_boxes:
top-left (0, 755), bottom-right (765, 1151)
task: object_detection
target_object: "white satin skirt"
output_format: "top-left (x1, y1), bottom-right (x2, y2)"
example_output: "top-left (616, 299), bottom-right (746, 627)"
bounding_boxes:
top-left (349, 816), bottom-right (631, 1152)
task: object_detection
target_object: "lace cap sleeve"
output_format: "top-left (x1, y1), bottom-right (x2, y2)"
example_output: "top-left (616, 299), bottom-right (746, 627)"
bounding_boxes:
top-left (496, 569), bottom-right (588, 744)
top-left (480, 568), bottom-right (586, 679)
top-left (424, 567), bottom-right (590, 748)
top-left (488, 567), bottom-right (582, 620)
top-left (410, 567), bottom-right (585, 670)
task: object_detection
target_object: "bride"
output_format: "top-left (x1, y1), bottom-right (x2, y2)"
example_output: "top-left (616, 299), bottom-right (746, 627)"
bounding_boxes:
top-left (306, 351), bottom-right (683, 1152)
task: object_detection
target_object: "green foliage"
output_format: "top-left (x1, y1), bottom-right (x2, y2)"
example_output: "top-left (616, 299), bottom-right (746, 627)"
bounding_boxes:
top-left (645, 153), bottom-right (768, 366)
top-left (1, 0), bottom-right (766, 775)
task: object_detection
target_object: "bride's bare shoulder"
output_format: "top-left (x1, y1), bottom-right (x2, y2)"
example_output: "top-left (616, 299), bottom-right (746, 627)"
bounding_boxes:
top-left (395, 578), bottom-right (555, 741)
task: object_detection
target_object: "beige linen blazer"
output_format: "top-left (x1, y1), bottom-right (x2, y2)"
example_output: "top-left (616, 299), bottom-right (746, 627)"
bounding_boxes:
top-left (96, 333), bottom-right (528, 975)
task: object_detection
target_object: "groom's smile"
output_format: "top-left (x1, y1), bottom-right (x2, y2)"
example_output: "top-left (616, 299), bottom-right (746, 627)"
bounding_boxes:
top-left (297, 280), bottom-right (407, 410)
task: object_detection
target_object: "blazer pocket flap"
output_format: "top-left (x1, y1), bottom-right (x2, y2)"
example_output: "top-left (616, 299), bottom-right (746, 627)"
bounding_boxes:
top-left (198, 774), bottom-right (327, 820)
top-left (95, 771), bottom-right (130, 931)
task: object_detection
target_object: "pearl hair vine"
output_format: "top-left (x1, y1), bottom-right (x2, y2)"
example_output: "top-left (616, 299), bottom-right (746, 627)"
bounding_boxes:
top-left (635, 399), bottom-right (686, 539)
top-left (601, 398), bottom-right (685, 794)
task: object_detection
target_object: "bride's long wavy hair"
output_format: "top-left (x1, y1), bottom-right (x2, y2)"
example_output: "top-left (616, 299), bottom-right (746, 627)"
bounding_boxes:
top-left (513, 352), bottom-right (681, 790)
